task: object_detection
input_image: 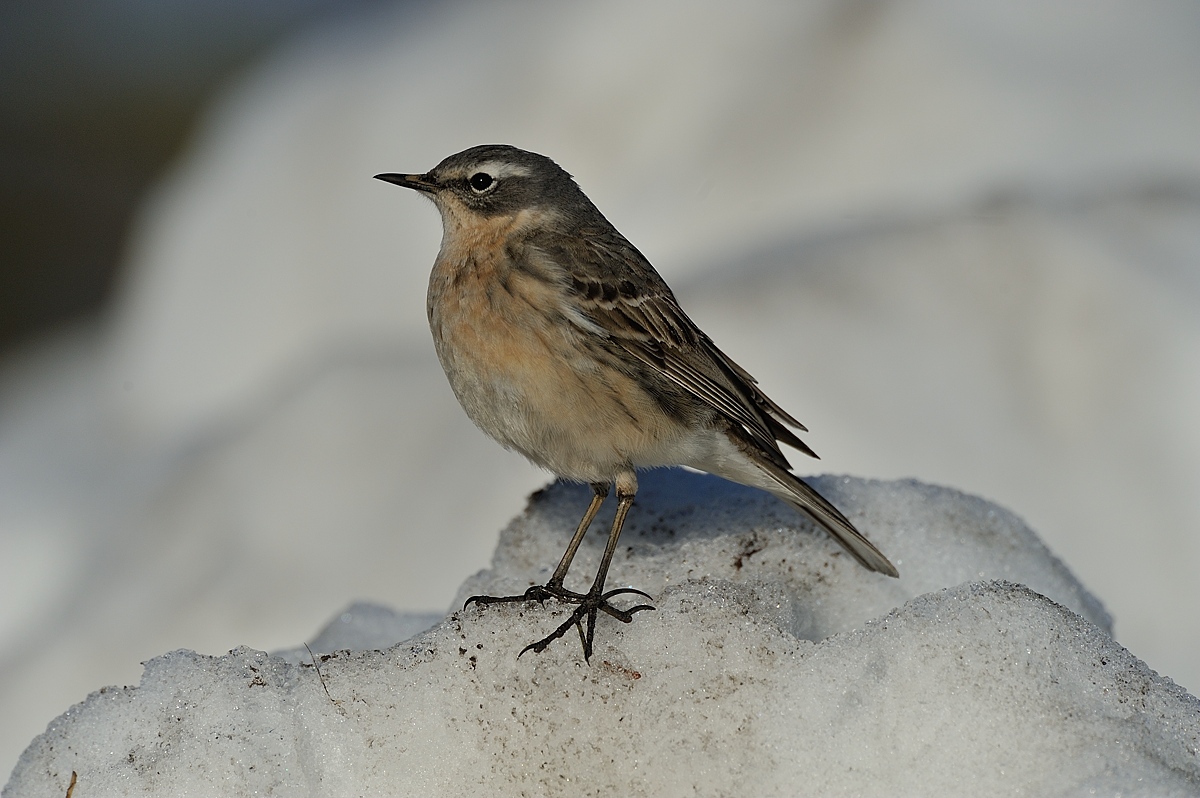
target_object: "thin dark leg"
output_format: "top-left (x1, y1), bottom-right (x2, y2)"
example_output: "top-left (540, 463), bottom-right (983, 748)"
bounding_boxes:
top-left (588, 486), bottom-right (634, 596)
top-left (519, 482), bottom-right (653, 661)
top-left (465, 483), bottom-right (608, 608)
top-left (547, 482), bottom-right (608, 589)
top-left (464, 474), bottom-right (653, 662)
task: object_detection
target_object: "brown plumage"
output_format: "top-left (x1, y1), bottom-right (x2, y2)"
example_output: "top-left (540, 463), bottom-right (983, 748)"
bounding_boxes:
top-left (376, 144), bottom-right (897, 660)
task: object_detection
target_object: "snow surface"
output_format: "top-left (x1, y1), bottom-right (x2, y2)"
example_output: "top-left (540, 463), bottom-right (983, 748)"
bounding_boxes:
top-left (4, 0), bottom-right (1200, 783)
top-left (6, 474), bottom-right (1198, 796)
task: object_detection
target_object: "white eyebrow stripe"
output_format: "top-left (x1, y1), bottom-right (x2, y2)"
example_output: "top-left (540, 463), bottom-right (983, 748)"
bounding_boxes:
top-left (474, 161), bottom-right (532, 179)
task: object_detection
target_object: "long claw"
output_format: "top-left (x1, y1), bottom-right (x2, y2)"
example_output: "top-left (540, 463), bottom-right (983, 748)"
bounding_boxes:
top-left (600, 603), bottom-right (655, 623)
top-left (575, 615), bottom-right (589, 657)
top-left (603, 586), bottom-right (653, 601)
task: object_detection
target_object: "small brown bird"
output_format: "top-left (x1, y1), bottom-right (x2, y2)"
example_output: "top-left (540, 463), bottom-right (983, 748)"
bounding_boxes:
top-left (376, 145), bottom-right (897, 660)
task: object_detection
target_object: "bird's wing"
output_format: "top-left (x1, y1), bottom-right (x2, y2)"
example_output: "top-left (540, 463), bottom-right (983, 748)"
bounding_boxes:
top-left (536, 226), bottom-right (816, 462)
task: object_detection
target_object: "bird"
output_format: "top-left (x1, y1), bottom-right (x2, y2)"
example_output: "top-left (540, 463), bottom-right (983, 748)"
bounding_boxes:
top-left (374, 144), bottom-right (897, 660)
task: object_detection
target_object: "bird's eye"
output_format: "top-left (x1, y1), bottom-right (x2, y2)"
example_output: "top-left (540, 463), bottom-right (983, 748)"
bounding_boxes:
top-left (469, 172), bottom-right (494, 192)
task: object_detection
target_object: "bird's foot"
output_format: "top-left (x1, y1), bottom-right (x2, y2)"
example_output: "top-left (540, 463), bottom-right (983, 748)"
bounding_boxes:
top-left (519, 586), bottom-right (654, 662)
top-left (465, 584), bottom-right (654, 661)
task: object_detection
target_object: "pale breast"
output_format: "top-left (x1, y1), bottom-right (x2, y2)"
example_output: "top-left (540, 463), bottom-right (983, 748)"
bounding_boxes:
top-left (426, 230), bottom-right (690, 482)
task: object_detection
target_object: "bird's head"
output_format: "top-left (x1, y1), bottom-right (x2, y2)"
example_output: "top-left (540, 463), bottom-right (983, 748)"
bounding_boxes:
top-left (375, 144), bottom-right (594, 235)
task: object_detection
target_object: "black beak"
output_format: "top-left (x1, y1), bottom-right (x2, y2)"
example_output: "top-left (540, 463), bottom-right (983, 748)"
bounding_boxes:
top-left (373, 172), bottom-right (437, 193)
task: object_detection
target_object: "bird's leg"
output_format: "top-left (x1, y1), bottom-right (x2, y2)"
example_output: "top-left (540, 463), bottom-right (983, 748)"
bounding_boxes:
top-left (544, 482), bottom-right (609, 593)
top-left (464, 483), bottom-right (608, 608)
top-left (519, 471), bottom-right (654, 661)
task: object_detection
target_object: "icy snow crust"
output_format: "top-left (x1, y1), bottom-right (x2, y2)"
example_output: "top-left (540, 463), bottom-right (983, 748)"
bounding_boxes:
top-left (457, 472), bottom-right (1113, 641)
top-left (7, 474), bottom-right (1198, 796)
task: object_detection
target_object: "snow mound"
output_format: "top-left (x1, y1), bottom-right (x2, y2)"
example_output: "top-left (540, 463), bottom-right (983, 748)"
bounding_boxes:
top-left (7, 474), bottom-right (1197, 796)
top-left (457, 471), bottom-right (1112, 639)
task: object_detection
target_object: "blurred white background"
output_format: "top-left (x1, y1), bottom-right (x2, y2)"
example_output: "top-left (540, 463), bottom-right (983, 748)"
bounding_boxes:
top-left (3, 0), bottom-right (1199, 781)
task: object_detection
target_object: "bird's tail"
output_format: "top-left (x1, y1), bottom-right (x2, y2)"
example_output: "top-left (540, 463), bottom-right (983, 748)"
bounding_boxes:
top-left (755, 458), bottom-right (899, 577)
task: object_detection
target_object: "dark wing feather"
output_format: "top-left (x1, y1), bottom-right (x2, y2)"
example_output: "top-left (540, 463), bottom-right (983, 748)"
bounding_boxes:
top-left (536, 226), bottom-right (815, 462)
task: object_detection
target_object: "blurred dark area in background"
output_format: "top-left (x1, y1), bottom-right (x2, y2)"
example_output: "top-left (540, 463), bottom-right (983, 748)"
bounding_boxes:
top-left (0, 0), bottom-right (388, 358)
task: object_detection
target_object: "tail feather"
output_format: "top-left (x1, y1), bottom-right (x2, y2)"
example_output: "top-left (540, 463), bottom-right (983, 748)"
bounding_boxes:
top-left (756, 458), bottom-right (899, 577)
